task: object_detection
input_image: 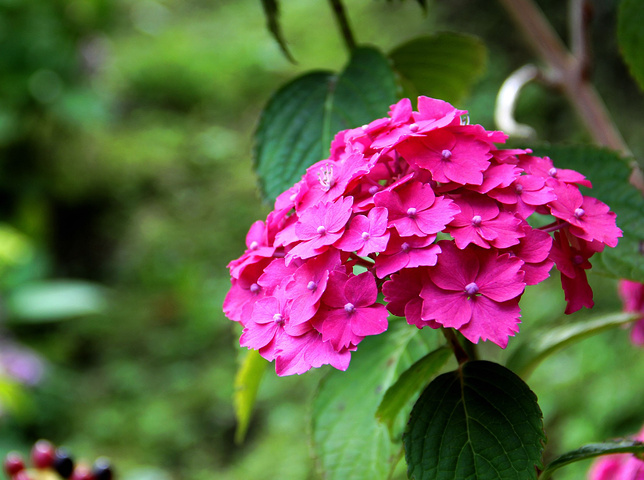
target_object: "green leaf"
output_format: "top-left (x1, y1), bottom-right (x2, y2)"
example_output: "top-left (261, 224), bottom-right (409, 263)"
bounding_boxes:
top-left (539, 440), bottom-right (644, 480)
top-left (376, 345), bottom-right (451, 436)
top-left (260, 0), bottom-right (295, 63)
top-left (618, 0), bottom-right (644, 91)
top-left (233, 349), bottom-right (268, 444)
top-left (311, 322), bottom-right (439, 480)
top-left (532, 145), bottom-right (644, 282)
top-left (6, 280), bottom-right (108, 322)
top-left (254, 46), bottom-right (398, 202)
top-left (506, 311), bottom-right (639, 378)
top-left (404, 361), bottom-right (545, 480)
top-left (389, 33), bottom-right (487, 105)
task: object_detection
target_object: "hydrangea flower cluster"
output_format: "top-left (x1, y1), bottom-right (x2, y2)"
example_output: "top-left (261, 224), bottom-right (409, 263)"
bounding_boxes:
top-left (224, 96), bottom-right (622, 376)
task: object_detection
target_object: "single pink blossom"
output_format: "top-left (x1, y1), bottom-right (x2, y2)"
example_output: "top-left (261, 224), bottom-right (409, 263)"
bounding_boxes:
top-left (374, 180), bottom-right (459, 237)
top-left (287, 196), bottom-right (354, 261)
top-left (420, 241), bottom-right (525, 347)
top-left (274, 330), bottom-right (352, 376)
top-left (375, 233), bottom-right (441, 278)
top-left (446, 193), bottom-right (524, 249)
top-left (336, 207), bottom-right (390, 256)
top-left (382, 268), bottom-right (436, 328)
top-left (312, 271), bottom-right (388, 350)
top-left (398, 129), bottom-right (492, 185)
top-left (548, 183), bottom-right (622, 247)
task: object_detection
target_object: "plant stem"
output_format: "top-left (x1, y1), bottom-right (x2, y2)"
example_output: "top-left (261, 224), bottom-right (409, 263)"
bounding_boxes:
top-left (497, 0), bottom-right (630, 155)
top-left (442, 328), bottom-right (469, 365)
top-left (328, 0), bottom-right (357, 53)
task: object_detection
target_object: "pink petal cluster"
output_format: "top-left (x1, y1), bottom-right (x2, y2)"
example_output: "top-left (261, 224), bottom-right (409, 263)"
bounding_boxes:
top-left (224, 96), bottom-right (622, 375)
top-left (588, 425), bottom-right (644, 480)
top-left (617, 279), bottom-right (644, 346)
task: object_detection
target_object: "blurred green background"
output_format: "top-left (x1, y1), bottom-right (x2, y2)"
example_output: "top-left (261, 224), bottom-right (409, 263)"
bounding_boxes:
top-left (0, 1), bottom-right (642, 479)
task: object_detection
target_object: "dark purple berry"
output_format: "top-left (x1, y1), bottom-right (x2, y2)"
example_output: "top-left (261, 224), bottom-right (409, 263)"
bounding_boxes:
top-left (31, 440), bottom-right (55, 469)
top-left (3, 451), bottom-right (25, 475)
top-left (53, 448), bottom-right (75, 478)
top-left (91, 458), bottom-right (113, 480)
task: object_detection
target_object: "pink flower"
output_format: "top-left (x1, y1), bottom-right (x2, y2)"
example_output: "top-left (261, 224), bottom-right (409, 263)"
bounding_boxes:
top-left (588, 425), bottom-right (644, 480)
top-left (312, 271), bottom-right (388, 350)
top-left (374, 180), bottom-right (459, 237)
top-left (548, 183), bottom-right (622, 247)
top-left (336, 207), bottom-right (390, 256)
top-left (420, 241), bottom-right (525, 347)
top-left (374, 233), bottom-right (441, 278)
top-left (618, 280), bottom-right (644, 346)
top-left (383, 268), bottom-right (434, 328)
top-left (398, 129), bottom-right (492, 185)
top-left (446, 193), bottom-right (524, 249)
top-left (287, 197), bottom-right (353, 261)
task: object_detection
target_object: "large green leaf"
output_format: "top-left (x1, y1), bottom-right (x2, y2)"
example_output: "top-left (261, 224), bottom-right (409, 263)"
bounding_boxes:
top-left (539, 440), bottom-right (644, 480)
top-left (254, 46), bottom-right (398, 202)
top-left (618, 0), bottom-right (644, 91)
top-left (376, 345), bottom-right (451, 436)
top-left (389, 33), bottom-right (487, 105)
top-left (404, 361), bottom-right (545, 480)
top-left (532, 145), bottom-right (644, 282)
top-left (233, 349), bottom-right (267, 444)
top-left (506, 312), bottom-right (639, 378)
top-left (311, 321), bottom-right (439, 480)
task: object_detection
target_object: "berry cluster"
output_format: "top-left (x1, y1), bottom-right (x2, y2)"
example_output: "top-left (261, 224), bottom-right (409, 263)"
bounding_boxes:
top-left (3, 440), bottom-right (113, 480)
top-left (224, 96), bottom-right (622, 376)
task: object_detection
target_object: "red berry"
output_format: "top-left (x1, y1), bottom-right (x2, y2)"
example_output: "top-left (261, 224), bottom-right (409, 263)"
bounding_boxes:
top-left (31, 440), bottom-right (55, 469)
top-left (71, 464), bottom-right (95, 480)
top-left (3, 452), bottom-right (25, 475)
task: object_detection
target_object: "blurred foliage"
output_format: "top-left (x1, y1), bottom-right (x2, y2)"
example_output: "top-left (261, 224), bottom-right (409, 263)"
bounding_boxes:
top-left (0, 1), bottom-right (642, 479)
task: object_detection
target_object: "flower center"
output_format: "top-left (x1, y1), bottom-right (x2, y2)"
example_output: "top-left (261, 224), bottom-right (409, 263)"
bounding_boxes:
top-left (249, 241), bottom-right (259, 251)
top-left (318, 164), bottom-right (334, 192)
top-left (317, 225), bottom-right (327, 235)
top-left (515, 184), bottom-right (524, 194)
top-left (344, 303), bottom-right (356, 314)
top-left (407, 207), bottom-right (417, 218)
top-left (401, 242), bottom-right (410, 253)
top-left (441, 149), bottom-right (452, 160)
top-left (409, 123), bottom-right (419, 132)
top-left (250, 283), bottom-right (260, 294)
top-left (307, 281), bottom-right (317, 291)
top-left (572, 254), bottom-right (584, 265)
top-left (574, 208), bottom-right (585, 218)
top-left (548, 167), bottom-right (558, 178)
top-left (361, 231), bottom-right (371, 240)
top-left (464, 282), bottom-right (479, 296)
top-left (272, 313), bottom-right (284, 325)
top-left (368, 185), bottom-right (379, 195)
top-left (471, 215), bottom-right (482, 227)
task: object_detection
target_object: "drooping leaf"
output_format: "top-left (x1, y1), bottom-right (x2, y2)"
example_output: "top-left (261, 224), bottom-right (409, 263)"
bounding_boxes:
top-left (254, 46), bottom-right (398, 202)
top-left (404, 361), bottom-right (545, 480)
top-left (233, 349), bottom-right (268, 444)
top-left (539, 440), bottom-right (644, 480)
top-left (6, 280), bottom-right (108, 322)
top-left (389, 33), bottom-right (487, 105)
top-left (311, 321), bottom-right (439, 480)
top-left (260, 0), bottom-right (295, 63)
top-left (532, 145), bottom-right (644, 283)
top-left (506, 312), bottom-right (639, 378)
top-left (376, 345), bottom-right (451, 436)
top-left (618, 0), bottom-right (644, 91)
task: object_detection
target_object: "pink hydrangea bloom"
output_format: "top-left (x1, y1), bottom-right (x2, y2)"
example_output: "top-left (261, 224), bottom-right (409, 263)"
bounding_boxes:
top-left (588, 425), bottom-right (644, 480)
top-left (224, 95), bottom-right (622, 375)
top-left (618, 279), bottom-right (644, 346)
